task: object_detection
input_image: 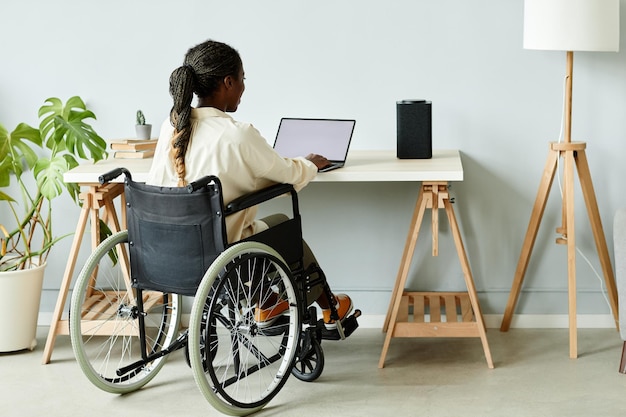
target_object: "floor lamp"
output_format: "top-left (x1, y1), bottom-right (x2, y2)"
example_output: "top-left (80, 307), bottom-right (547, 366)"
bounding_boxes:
top-left (499, 0), bottom-right (621, 359)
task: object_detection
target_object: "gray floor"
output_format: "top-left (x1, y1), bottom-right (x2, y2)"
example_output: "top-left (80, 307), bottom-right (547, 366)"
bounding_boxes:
top-left (3, 327), bottom-right (626, 417)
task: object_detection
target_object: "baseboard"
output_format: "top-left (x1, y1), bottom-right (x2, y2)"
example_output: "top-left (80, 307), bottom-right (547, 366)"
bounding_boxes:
top-left (38, 313), bottom-right (618, 329)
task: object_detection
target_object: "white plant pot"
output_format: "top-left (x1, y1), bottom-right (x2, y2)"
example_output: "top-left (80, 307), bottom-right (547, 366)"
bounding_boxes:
top-left (0, 262), bottom-right (46, 352)
top-left (135, 124), bottom-right (152, 140)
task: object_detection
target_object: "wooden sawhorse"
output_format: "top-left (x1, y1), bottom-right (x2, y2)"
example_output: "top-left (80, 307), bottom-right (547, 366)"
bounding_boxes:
top-left (42, 182), bottom-right (126, 364)
top-left (379, 181), bottom-right (494, 369)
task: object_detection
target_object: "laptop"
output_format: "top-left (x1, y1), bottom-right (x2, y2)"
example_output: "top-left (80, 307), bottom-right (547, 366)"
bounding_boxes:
top-left (273, 118), bottom-right (356, 172)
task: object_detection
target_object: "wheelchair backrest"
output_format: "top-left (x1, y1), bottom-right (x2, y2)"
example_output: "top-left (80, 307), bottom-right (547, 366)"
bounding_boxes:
top-left (124, 177), bottom-right (227, 296)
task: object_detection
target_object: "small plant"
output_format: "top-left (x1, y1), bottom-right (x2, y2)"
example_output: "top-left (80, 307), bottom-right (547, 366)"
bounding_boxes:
top-left (136, 110), bottom-right (146, 125)
top-left (0, 96), bottom-right (108, 271)
top-left (134, 110), bottom-right (152, 140)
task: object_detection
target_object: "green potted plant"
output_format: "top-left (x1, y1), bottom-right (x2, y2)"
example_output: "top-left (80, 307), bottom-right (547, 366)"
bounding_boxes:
top-left (0, 96), bottom-right (107, 352)
top-left (135, 109), bottom-right (152, 140)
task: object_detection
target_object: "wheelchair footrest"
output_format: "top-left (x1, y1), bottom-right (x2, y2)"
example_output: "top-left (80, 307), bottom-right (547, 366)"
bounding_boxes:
top-left (319, 309), bottom-right (361, 341)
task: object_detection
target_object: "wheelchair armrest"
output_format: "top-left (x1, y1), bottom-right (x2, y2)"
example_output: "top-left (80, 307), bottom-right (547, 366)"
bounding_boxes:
top-left (225, 183), bottom-right (296, 215)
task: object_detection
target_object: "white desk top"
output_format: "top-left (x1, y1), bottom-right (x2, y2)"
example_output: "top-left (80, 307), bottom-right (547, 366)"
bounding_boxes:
top-left (64, 149), bottom-right (463, 184)
top-left (312, 150), bottom-right (462, 182)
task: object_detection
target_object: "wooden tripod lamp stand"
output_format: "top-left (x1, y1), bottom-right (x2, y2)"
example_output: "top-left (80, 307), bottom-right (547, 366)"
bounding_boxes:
top-left (500, 0), bottom-right (621, 359)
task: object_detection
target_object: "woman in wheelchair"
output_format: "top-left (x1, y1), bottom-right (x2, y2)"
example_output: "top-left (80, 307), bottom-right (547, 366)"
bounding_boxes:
top-left (69, 38), bottom-right (360, 416)
top-left (146, 39), bottom-right (354, 330)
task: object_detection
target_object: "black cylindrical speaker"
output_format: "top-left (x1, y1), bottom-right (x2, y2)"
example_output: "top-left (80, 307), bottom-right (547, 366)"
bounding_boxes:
top-left (396, 100), bottom-right (432, 159)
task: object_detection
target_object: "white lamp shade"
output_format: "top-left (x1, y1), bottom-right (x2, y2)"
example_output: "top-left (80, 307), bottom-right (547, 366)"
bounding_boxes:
top-left (524, 0), bottom-right (620, 52)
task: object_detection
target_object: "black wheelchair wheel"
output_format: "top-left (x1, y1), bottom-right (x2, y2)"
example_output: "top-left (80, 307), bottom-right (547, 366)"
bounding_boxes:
top-left (189, 242), bottom-right (301, 416)
top-left (291, 332), bottom-right (324, 382)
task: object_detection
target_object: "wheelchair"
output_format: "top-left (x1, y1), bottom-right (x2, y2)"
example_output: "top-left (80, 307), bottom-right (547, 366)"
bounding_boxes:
top-left (69, 167), bottom-right (360, 416)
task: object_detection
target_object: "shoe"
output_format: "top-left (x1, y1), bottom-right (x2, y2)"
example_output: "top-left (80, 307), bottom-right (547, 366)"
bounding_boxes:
top-left (322, 294), bottom-right (353, 329)
top-left (254, 295), bottom-right (289, 328)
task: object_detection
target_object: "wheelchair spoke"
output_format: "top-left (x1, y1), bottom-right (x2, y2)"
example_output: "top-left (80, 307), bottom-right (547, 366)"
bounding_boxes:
top-left (190, 243), bottom-right (301, 412)
top-left (70, 231), bottom-right (181, 393)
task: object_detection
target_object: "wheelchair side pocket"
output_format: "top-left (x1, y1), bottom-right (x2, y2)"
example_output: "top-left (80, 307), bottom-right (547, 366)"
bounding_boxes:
top-left (130, 218), bottom-right (219, 296)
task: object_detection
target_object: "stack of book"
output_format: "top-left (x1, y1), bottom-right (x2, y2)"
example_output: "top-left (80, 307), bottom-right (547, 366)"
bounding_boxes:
top-left (110, 139), bottom-right (157, 159)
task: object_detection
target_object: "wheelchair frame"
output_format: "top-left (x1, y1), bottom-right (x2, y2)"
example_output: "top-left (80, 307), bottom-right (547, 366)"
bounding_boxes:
top-left (69, 168), bottom-right (359, 416)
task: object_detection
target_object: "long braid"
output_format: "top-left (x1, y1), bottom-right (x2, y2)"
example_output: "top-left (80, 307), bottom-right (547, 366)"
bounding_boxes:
top-left (169, 66), bottom-right (194, 186)
top-left (168, 40), bottom-right (242, 186)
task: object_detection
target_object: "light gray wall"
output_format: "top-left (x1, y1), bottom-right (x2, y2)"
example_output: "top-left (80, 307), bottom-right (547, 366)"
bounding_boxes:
top-left (1, 0), bottom-right (625, 319)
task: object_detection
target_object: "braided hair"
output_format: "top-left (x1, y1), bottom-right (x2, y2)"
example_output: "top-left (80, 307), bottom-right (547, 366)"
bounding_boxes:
top-left (168, 40), bottom-right (242, 186)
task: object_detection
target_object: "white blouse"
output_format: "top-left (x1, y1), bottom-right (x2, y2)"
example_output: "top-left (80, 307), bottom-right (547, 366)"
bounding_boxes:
top-left (147, 107), bottom-right (317, 242)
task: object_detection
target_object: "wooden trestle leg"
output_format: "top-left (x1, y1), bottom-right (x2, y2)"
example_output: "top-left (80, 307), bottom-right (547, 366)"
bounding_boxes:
top-left (380, 182), bottom-right (493, 369)
top-left (42, 183), bottom-right (125, 364)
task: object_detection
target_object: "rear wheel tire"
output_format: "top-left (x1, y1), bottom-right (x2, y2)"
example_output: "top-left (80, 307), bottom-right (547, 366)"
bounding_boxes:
top-left (189, 242), bottom-right (300, 416)
top-left (70, 231), bottom-right (181, 393)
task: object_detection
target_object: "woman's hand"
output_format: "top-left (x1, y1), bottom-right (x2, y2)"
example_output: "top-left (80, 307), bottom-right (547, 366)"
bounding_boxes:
top-left (306, 153), bottom-right (331, 170)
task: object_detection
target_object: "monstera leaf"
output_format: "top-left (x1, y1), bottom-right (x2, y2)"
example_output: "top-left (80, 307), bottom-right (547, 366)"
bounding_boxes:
top-left (39, 96), bottom-right (107, 163)
top-left (0, 190), bottom-right (15, 203)
top-left (0, 122), bottom-right (41, 187)
top-left (34, 156), bottom-right (70, 200)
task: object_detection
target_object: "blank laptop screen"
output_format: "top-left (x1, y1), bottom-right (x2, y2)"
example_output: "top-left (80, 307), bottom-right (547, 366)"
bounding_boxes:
top-left (273, 118), bottom-right (355, 161)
